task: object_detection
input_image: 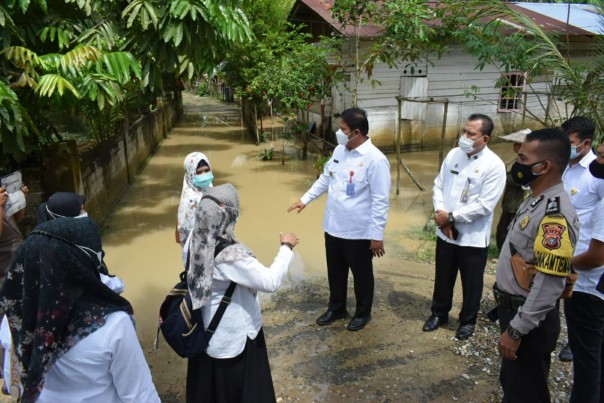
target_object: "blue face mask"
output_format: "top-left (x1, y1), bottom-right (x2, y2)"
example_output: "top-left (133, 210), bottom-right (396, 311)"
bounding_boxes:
top-left (570, 141), bottom-right (586, 160)
top-left (193, 172), bottom-right (214, 189)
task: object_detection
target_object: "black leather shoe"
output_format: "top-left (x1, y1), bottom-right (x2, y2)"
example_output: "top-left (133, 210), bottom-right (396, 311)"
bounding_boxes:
top-left (559, 343), bottom-right (573, 362)
top-left (455, 324), bottom-right (475, 340)
top-left (422, 315), bottom-right (448, 332)
top-left (316, 310), bottom-right (349, 326)
top-left (347, 316), bottom-right (371, 331)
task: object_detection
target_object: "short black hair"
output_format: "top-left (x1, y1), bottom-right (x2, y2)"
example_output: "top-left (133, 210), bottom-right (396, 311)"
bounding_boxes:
top-left (468, 113), bottom-right (494, 137)
top-left (561, 116), bottom-right (595, 141)
top-left (340, 108), bottom-right (369, 136)
top-left (525, 128), bottom-right (570, 172)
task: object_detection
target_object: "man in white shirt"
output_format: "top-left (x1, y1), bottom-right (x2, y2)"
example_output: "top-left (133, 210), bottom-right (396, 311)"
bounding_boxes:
top-left (559, 116), bottom-right (604, 362)
top-left (568, 143), bottom-right (604, 402)
top-left (561, 117), bottom-right (604, 402)
top-left (288, 108), bottom-right (391, 331)
top-left (423, 114), bottom-right (506, 340)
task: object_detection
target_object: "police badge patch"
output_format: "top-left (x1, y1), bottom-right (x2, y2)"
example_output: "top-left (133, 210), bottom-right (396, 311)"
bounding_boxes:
top-left (541, 222), bottom-right (566, 250)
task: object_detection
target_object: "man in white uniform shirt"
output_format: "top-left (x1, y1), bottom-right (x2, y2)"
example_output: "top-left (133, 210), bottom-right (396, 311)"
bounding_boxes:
top-left (568, 143), bottom-right (604, 402)
top-left (423, 114), bottom-right (506, 340)
top-left (559, 116), bottom-right (604, 362)
top-left (288, 107), bottom-right (390, 331)
top-left (561, 117), bottom-right (604, 402)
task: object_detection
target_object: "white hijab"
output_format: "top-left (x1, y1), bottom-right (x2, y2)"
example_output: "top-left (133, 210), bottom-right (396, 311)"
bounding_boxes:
top-left (177, 152), bottom-right (212, 248)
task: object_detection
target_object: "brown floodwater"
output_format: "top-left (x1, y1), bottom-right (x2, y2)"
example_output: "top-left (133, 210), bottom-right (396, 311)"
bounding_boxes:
top-left (100, 94), bottom-right (516, 400)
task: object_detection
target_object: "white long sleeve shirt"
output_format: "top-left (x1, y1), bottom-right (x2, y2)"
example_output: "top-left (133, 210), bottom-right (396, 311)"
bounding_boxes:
top-left (300, 139), bottom-right (391, 240)
top-left (562, 151), bottom-right (604, 297)
top-left (433, 146), bottom-right (506, 247)
top-left (38, 311), bottom-right (160, 403)
top-left (562, 150), bottom-right (604, 255)
top-left (202, 245), bottom-right (294, 359)
top-left (574, 198), bottom-right (604, 299)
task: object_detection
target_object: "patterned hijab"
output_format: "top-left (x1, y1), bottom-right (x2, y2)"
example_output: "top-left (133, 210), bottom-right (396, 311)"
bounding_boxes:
top-left (177, 152), bottom-right (212, 247)
top-left (188, 183), bottom-right (253, 310)
top-left (0, 218), bottom-right (133, 402)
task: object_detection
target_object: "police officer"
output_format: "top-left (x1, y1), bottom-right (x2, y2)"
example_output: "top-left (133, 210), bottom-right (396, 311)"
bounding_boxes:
top-left (494, 128), bottom-right (579, 402)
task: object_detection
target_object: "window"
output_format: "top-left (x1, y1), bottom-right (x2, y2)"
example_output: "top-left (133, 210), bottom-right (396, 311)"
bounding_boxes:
top-left (498, 72), bottom-right (526, 112)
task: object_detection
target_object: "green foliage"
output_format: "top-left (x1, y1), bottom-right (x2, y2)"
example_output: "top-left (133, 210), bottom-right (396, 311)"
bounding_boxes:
top-left (257, 146), bottom-right (274, 161)
top-left (197, 82), bottom-right (209, 96)
top-left (330, 0), bottom-right (454, 106)
top-left (222, 0), bottom-right (343, 120)
top-left (448, 0), bottom-right (604, 138)
top-left (122, 0), bottom-right (252, 91)
top-left (0, 0), bottom-right (253, 166)
top-left (313, 153), bottom-right (331, 177)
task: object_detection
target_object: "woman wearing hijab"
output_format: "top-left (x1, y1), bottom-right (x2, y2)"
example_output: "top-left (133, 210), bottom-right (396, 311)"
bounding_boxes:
top-left (0, 217), bottom-right (160, 402)
top-left (176, 152), bottom-right (214, 247)
top-left (35, 191), bottom-right (124, 294)
top-left (186, 183), bottom-right (299, 402)
top-left (36, 191), bottom-right (86, 223)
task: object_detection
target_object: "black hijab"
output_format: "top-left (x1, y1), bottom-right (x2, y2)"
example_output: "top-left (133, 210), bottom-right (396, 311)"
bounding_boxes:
top-left (0, 217), bottom-right (132, 402)
top-left (36, 192), bottom-right (86, 224)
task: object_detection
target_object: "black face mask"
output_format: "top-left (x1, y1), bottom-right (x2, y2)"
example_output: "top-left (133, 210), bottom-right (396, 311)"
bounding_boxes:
top-left (511, 160), bottom-right (545, 186)
top-left (589, 159), bottom-right (604, 179)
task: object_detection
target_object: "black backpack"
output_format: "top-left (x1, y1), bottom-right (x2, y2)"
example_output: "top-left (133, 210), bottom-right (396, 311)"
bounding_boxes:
top-left (155, 242), bottom-right (235, 358)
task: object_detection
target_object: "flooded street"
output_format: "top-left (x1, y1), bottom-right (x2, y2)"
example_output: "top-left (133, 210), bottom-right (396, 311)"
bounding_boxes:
top-left (100, 94), bottom-right (523, 402)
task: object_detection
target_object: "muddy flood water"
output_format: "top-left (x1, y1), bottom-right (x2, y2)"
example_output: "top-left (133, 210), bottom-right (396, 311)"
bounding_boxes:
top-left (99, 93), bottom-right (528, 402)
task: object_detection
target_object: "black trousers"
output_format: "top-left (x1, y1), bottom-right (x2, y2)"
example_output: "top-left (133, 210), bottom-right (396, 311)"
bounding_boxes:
top-left (430, 238), bottom-right (488, 325)
top-left (186, 328), bottom-right (276, 403)
top-left (498, 305), bottom-right (559, 403)
top-left (566, 291), bottom-right (604, 403)
top-left (324, 232), bottom-right (373, 318)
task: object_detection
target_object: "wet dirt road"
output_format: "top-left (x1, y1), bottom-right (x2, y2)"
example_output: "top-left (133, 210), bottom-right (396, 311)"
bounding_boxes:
top-left (100, 93), bottom-right (520, 402)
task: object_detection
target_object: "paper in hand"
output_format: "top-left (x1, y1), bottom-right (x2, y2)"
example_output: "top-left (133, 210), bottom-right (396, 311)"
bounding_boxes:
top-left (0, 171), bottom-right (26, 216)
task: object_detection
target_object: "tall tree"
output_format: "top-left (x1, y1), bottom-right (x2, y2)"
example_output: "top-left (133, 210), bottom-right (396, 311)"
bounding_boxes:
top-left (447, 0), bottom-right (604, 137)
top-left (0, 0), bottom-right (252, 168)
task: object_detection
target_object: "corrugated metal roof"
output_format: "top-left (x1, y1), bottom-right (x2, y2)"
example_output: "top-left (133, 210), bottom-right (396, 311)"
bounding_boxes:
top-left (291, 0), bottom-right (601, 38)
top-left (512, 2), bottom-right (602, 34)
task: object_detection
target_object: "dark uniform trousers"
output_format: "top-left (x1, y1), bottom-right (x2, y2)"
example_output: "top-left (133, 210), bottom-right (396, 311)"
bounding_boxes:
top-left (431, 238), bottom-right (488, 325)
top-left (324, 232), bottom-right (373, 318)
top-left (498, 304), bottom-right (560, 403)
top-left (566, 291), bottom-right (604, 403)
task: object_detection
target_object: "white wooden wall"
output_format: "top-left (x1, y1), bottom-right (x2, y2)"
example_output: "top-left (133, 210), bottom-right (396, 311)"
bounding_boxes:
top-left (317, 40), bottom-right (595, 150)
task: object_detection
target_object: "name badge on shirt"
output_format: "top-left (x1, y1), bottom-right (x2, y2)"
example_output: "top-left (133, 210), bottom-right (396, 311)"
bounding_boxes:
top-left (346, 170), bottom-right (355, 196)
top-left (460, 178), bottom-right (471, 203)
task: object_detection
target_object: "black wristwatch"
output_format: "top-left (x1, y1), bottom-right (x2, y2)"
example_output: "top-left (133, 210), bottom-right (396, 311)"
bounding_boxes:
top-left (507, 325), bottom-right (522, 341)
top-left (448, 211), bottom-right (455, 223)
top-left (281, 242), bottom-right (294, 250)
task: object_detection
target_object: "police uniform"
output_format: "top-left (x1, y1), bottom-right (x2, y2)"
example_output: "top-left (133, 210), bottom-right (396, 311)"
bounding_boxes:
top-left (494, 183), bottom-right (579, 402)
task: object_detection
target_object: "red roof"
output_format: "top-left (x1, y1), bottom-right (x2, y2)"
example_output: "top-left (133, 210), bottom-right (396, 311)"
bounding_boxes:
top-left (290, 0), bottom-right (596, 38)
top-left (292, 0), bottom-right (383, 38)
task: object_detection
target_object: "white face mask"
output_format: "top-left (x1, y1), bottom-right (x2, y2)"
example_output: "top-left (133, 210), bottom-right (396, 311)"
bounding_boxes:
top-left (335, 129), bottom-right (349, 146)
top-left (75, 244), bottom-right (103, 269)
top-left (458, 135), bottom-right (475, 154)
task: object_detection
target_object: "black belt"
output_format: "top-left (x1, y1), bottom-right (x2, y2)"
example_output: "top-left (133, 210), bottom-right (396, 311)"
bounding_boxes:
top-left (493, 284), bottom-right (526, 310)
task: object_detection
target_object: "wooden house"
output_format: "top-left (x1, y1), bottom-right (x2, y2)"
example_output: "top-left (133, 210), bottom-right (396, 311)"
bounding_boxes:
top-left (288, 1), bottom-right (601, 150)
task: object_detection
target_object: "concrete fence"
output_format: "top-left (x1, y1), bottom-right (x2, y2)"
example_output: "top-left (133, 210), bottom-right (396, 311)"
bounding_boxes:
top-left (19, 92), bottom-right (183, 235)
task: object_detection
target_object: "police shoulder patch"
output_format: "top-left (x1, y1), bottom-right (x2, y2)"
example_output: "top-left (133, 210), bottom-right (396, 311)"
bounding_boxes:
top-left (533, 214), bottom-right (574, 277)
